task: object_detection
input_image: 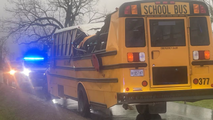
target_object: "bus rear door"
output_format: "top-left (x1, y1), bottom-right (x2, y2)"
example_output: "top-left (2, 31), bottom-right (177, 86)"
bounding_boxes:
top-left (147, 17), bottom-right (191, 88)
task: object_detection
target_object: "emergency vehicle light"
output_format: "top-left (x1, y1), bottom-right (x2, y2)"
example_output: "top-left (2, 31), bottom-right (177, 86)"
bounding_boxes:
top-left (24, 57), bottom-right (44, 61)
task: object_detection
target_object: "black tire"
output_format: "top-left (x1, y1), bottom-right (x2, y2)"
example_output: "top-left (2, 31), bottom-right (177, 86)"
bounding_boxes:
top-left (136, 105), bottom-right (149, 114)
top-left (150, 114), bottom-right (161, 120)
top-left (78, 85), bottom-right (90, 117)
top-left (42, 77), bottom-right (52, 101)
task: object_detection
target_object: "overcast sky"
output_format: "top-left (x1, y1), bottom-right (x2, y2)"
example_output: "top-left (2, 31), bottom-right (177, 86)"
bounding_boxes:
top-left (0, 0), bottom-right (135, 17)
top-left (0, 0), bottom-right (135, 59)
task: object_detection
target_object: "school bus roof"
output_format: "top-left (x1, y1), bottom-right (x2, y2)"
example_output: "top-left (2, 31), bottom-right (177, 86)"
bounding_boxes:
top-left (119, 0), bottom-right (209, 17)
top-left (55, 22), bottom-right (104, 35)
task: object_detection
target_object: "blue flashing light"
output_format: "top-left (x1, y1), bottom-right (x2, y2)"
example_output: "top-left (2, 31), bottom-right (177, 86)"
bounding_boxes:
top-left (24, 57), bottom-right (44, 61)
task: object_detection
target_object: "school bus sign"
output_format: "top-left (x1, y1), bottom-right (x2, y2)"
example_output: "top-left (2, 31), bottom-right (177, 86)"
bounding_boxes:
top-left (141, 2), bottom-right (190, 15)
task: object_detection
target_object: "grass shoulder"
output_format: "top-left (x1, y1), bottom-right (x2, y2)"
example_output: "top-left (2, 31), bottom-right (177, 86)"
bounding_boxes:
top-left (177, 99), bottom-right (213, 109)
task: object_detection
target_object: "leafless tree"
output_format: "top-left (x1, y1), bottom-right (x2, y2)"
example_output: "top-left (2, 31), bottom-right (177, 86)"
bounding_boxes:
top-left (201, 0), bottom-right (213, 21)
top-left (1, 0), bottom-right (106, 46)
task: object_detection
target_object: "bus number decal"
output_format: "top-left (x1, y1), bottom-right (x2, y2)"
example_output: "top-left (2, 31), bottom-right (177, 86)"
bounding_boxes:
top-left (198, 78), bottom-right (209, 85)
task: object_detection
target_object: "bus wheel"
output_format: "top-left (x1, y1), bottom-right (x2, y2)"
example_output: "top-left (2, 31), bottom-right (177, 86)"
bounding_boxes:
top-left (136, 105), bottom-right (148, 114)
top-left (151, 114), bottom-right (161, 120)
top-left (78, 86), bottom-right (90, 117)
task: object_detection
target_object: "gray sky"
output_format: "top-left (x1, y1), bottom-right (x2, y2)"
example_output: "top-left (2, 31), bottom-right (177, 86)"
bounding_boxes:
top-left (0, 0), bottom-right (134, 17)
top-left (0, 0), bottom-right (135, 60)
top-left (0, 0), bottom-right (8, 17)
top-left (98, 0), bottom-right (134, 12)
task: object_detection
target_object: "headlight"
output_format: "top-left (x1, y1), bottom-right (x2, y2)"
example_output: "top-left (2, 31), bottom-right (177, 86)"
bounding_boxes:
top-left (9, 70), bottom-right (16, 75)
top-left (22, 68), bottom-right (31, 76)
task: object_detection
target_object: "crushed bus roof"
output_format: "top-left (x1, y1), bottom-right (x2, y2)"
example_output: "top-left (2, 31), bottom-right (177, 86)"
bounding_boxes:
top-left (55, 22), bottom-right (104, 35)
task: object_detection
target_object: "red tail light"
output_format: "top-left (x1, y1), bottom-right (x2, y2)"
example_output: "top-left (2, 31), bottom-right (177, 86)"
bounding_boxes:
top-left (205, 50), bottom-right (210, 60)
top-left (126, 87), bottom-right (130, 91)
top-left (193, 78), bottom-right (198, 84)
top-left (155, 1), bottom-right (161, 4)
top-left (155, 1), bottom-right (174, 4)
top-left (142, 81), bottom-right (148, 87)
top-left (124, 6), bottom-right (131, 14)
top-left (131, 5), bottom-right (138, 15)
top-left (200, 4), bottom-right (207, 13)
top-left (128, 52), bottom-right (145, 62)
top-left (163, 1), bottom-right (168, 4)
top-left (128, 53), bottom-right (139, 62)
top-left (193, 4), bottom-right (200, 14)
top-left (193, 50), bottom-right (210, 60)
top-left (199, 51), bottom-right (205, 60)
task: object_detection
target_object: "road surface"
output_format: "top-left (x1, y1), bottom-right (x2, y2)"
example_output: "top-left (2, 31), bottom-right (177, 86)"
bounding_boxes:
top-left (1, 83), bottom-right (213, 120)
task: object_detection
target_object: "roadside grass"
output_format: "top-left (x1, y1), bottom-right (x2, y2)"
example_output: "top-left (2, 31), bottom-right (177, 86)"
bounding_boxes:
top-left (0, 86), bottom-right (21, 120)
top-left (177, 99), bottom-right (213, 110)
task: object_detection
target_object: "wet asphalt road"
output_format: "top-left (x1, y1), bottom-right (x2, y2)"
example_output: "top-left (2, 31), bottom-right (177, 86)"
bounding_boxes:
top-left (58, 99), bottom-right (213, 120)
top-left (12, 82), bottom-right (213, 120)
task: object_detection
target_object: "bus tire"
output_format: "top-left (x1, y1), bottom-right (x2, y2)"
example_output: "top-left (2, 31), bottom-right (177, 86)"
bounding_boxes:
top-left (78, 85), bottom-right (90, 117)
top-left (42, 77), bottom-right (52, 101)
top-left (136, 105), bottom-right (148, 114)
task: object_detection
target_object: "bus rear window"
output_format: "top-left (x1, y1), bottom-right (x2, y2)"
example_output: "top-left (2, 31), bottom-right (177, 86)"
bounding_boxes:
top-left (190, 17), bottom-right (210, 46)
top-left (125, 18), bottom-right (145, 47)
top-left (150, 19), bottom-right (185, 47)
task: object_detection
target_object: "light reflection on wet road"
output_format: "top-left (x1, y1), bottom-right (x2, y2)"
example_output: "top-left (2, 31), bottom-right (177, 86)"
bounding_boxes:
top-left (54, 98), bottom-right (213, 120)
top-left (16, 83), bottom-right (213, 120)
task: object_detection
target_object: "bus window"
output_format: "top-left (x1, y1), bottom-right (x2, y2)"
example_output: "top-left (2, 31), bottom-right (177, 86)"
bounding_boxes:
top-left (95, 33), bottom-right (108, 51)
top-left (54, 34), bottom-right (58, 56)
top-left (190, 17), bottom-right (210, 46)
top-left (66, 31), bottom-right (72, 56)
top-left (59, 33), bottom-right (64, 56)
top-left (57, 33), bottom-right (61, 56)
top-left (150, 19), bottom-right (185, 47)
top-left (70, 29), bottom-right (77, 56)
top-left (125, 18), bottom-right (145, 47)
top-left (63, 32), bottom-right (68, 56)
top-left (56, 34), bottom-right (60, 56)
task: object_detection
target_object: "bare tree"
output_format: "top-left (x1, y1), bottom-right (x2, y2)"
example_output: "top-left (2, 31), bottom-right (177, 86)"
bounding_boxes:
top-left (1, 0), bottom-right (106, 45)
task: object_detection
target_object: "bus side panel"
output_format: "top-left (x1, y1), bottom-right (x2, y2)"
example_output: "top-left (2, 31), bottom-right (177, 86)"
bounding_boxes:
top-left (190, 16), bottom-right (213, 89)
top-left (83, 82), bottom-right (118, 108)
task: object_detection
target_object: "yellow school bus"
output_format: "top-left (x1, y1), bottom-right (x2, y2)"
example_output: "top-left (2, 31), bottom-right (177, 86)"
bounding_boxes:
top-left (46, 0), bottom-right (213, 117)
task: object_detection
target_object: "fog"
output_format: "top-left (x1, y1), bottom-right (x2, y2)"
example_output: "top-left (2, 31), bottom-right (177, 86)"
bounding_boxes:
top-left (0, 0), bottom-right (134, 60)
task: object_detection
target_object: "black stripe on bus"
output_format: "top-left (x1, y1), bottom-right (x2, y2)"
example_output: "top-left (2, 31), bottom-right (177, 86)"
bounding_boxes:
top-left (54, 50), bottom-right (117, 60)
top-left (54, 94), bottom-right (107, 108)
top-left (102, 63), bottom-right (147, 70)
top-left (55, 63), bottom-right (147, 71)
top-left (192, 61), bottom-right (213, 66)
top-left (90, 101), bottom-right (107, 108)
top-left (47, 72), bottom-right (118, 83)
top-left (55, 66), bottom-right (95, 71)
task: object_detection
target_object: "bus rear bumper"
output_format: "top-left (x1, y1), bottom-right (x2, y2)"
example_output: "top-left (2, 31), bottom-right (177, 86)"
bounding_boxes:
top-left (117, 89), bottom-right (213, 104)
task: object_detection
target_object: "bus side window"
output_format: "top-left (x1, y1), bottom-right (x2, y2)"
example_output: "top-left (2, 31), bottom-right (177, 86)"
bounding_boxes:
top-left (190, 17), bottom-right (210, 46)
top-left (62, 32), bottom-right (68, 56)
top-left (58, 33), bottom-right (63, 56)
top-left (70, 29), bottom-right (77, 56)
top-left (125, 18), bottom-right (146, 47)
top-left (73, 30), bottom-right (87, 56)
top-left (95, 32), bottom-right (108, 51)
top-left (66, 31), bottom-right (72, 56)
top-left (54, 34), bottom-right (58, 57)
top-left (56, 34), bottom-right (60, 56)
